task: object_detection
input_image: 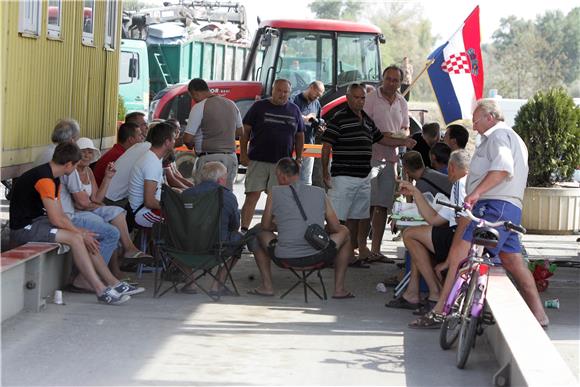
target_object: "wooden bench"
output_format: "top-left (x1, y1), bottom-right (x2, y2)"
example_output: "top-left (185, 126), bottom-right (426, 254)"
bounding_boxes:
top-left (1, 242), bottom-right (72, 322)
top-left (484, 267), bottom-right (577, 386)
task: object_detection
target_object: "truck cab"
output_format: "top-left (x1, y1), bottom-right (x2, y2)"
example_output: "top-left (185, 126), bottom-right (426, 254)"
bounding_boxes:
top-left (150, 19), bottom-right (384, 123)
top-left (119, 39), bottom-right (150, 114)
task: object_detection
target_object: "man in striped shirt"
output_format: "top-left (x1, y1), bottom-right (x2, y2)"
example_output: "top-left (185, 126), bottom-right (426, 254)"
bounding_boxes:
top-left (321, 83), bottom-right (416, 261)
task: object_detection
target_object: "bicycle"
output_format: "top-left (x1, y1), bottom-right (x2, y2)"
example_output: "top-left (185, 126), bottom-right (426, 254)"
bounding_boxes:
top-left (436, 200), bottom-right (526, 369)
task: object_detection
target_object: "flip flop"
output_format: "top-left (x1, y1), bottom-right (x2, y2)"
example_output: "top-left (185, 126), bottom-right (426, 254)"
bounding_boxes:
top-left (247, 289), bottom-right (274, 297)
top-left (408, 311), bottom-right (444, 329)
top-left (180, 286), bottom-right (198, 295)
top-left (123, 251), bottom-right (154, 261)
top-left (208, 288), bottom-right (236, 297)
top-left (385, 297), bottom-right (421, 310)
top-left (65, 284), bottom-right (94, 294)
top-left (365, 252), bottom-right (395, 264)
top-left (349, 259), bottom-right (371, 269)
top-left (332, 292), bottom-right (355, 299)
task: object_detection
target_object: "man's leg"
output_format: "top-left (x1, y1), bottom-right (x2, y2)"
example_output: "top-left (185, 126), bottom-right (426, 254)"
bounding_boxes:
top-left (402, 226), bottom-right (440, 303)
top-left (357, 218), bottom-right (371, 257)
top-left (370, 206), bottom-right (389, 253)
top-left (345, 219), bottom-right (359, 256)
top-left (250, 231), bottom-right (277, 295)
top-left (55, 230), bottom-right (108, 295)
top-left (241, 191), bottom-right (262, 230)
top-left (329, 225), bottom-right (352, 297)
top-left (299, 157), bottom-right (314, 185)
top-left (500, 252), bottom-right (549, 326)
top-left (110, 212), bottom-right (141, 256)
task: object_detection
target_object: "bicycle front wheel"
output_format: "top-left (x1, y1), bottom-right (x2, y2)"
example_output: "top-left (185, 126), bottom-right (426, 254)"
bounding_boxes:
top-left (440, 290), bottom-right (464, 350)
top-left (456, 270), bottom-right (480, 369)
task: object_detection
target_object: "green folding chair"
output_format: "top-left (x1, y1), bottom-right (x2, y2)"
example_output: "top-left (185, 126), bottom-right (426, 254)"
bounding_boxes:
top-left (153, 185), bottom-right (241, 300)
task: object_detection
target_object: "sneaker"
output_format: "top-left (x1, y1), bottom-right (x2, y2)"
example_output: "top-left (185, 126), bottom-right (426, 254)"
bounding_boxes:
top-left (113, 281), bottom-right (145, 296)
top-left (97, 287), bottom-right (131, 305)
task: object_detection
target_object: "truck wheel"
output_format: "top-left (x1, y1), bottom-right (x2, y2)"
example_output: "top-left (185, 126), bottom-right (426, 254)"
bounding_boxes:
top-left (175, 151), bottom-right (196, 181)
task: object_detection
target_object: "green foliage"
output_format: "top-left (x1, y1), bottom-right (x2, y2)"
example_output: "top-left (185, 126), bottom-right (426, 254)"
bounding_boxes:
top-left (117, 95), bottom-right (127, 122)
top-left (513, 88), bottom-right (580, 186)
top-left (368, 2), bottom-right (436, 102)
top-left (486, 7), bottom-right (580, 99)
top-left (123, 0), bottom-right (159, 12)
top-left (308, 0), bottom-right (362, 21)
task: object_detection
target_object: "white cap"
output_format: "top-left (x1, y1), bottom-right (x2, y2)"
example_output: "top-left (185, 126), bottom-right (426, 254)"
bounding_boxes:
top-left (76, 137), bottom-right (101, 163)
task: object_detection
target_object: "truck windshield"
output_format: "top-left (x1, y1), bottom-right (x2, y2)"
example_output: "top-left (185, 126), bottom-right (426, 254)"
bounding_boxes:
top-left (336, 33), bottom-right (380, 86)
top-left (257, 29), bottom-right (380, 95)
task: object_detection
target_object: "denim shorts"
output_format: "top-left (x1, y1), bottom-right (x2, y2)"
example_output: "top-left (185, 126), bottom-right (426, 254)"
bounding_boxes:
top-left (462, 199), bottom-right (522, 255)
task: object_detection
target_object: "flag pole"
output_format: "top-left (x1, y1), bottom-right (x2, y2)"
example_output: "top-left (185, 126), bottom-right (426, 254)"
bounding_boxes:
top-left (401, 58), bottom-right (435, 98)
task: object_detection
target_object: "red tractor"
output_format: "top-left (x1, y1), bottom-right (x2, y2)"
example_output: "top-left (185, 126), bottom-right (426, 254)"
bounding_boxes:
top-left (150, 18), bottom-right (386, 124)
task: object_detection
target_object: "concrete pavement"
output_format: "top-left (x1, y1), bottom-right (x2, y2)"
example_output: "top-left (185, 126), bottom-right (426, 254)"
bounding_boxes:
top-left (1, 181), bottom-right (578, 385)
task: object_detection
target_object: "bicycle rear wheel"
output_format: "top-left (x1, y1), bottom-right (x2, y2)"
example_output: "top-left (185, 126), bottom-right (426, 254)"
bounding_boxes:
top-left (456, 270), bottom-right (480, 369)
top-left (440, 290), bottom-right (465, 350)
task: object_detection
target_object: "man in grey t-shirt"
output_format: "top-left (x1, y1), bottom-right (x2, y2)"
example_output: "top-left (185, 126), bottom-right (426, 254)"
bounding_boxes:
top-left (402, 151), bottom-right (452, 198)
top-left (248, 158), bottom-right (354, 299)
top-left (183, 78), bottom-right (243, 190)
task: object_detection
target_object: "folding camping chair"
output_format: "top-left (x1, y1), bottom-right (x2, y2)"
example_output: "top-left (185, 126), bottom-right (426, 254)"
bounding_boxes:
top-left (153, 185), bottom-right (241, 301)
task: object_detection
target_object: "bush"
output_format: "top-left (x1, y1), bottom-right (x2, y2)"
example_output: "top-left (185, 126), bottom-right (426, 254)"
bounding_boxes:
top-left (513, 87), bottom-right (580, 187)
top-left (117, 95), bottom-right (127, 122)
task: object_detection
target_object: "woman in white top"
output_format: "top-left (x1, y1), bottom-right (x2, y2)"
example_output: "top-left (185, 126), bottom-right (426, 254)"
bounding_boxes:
top-left (74, 138), bottom-right (153, 275)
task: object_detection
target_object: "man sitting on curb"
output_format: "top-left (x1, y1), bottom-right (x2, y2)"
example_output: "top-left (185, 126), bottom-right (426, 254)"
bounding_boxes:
top-left (9, 143), bottom-right (132, 305)
top-left (386, 150), bottom-right (470, 313)
top-left (249, 158), bottom-right (354, 299)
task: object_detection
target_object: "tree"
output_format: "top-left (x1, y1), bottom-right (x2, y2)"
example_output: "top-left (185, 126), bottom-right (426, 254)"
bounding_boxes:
top-left (308, 0), bottom-right (362, 21)
top-left (368, 2), bottom-right (436, 102)
top-left (486, 8), bottom-right (580, 99)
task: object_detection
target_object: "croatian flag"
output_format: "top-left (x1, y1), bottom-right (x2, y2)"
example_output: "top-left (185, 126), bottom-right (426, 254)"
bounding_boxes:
top-left (427, 6), bottom-right (484, 124)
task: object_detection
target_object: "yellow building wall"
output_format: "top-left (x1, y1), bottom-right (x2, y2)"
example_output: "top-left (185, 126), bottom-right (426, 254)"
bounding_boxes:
top-left (1, 0), bottom-right (121, 177)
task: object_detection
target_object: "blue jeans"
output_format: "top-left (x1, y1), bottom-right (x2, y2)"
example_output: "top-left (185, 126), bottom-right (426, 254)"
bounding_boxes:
top-left (72, 211), bottom-right (120, 264)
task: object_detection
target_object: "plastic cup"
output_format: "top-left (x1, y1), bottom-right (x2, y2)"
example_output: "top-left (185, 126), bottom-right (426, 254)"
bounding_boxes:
top-left (54, 290), bottom-right (64, 305)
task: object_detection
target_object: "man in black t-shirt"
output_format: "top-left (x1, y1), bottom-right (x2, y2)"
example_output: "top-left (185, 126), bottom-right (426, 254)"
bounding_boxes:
top-left (410, 122), bottom-right (440, 168)
top-left (10, 143), bottom-right (132, 305)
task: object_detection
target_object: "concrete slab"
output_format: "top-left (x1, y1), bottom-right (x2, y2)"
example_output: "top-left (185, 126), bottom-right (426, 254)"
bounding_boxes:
top-left (1, 256), bottom-right (499, 386)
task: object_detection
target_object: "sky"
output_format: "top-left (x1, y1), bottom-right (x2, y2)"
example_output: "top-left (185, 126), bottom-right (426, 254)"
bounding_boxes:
top-left (239, 0), bottom-right (577, 46)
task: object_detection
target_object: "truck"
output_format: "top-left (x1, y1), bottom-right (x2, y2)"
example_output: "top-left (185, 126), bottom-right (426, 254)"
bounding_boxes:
top-left (150, 18), bottom-right (386, 124)
top-left (118, 1), bottom-right (252, 114)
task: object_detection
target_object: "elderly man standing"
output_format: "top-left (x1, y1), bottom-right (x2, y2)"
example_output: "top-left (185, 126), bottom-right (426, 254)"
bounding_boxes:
top-left (239, 78), bottom-right (304, 232)
top-left (410, 99), bottom-right (549, 329)
top-left (183, 78), bottom-right (243, 190)
top-left (291, 80), bottom-right (325, 185)
top-left (321, 83), bottom-right (415, 263)
top-left (363, 66), bottom-right (416, 260)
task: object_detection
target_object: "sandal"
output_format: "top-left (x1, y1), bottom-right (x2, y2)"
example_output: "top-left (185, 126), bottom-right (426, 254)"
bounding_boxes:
top-left (123, 251), bottom-right (154, 262)
top-left (349, 259), bottom-right (371, 269)
top-left (385, 297), bottom-right (421, 310)
top-left (408, 311), bottom-right (444, 329)
top-left (365, 252), bottom-right (395, 264)
top-left (412, 299), bottom-right (437, 316)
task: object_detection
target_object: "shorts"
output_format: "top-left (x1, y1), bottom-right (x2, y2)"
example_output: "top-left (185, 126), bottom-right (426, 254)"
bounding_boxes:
top-left (194, 152), bottom-right (238, 191)
top-left (431, 225), bottom-right (456, 263)
top-left (462, 199), bottom-right (522, 255)
top-left (91, 205), bottom-right (125, 223)
top-left (268, 239), bottom-right (337, 268)
top-left (370, 160), bottom-right (397, 209)
top-left (134, 207), bottom-right (163, 228)
top-left (10, 216), bottom-right (58, 245)
top-left (245, 160), bottom-right (278, 193)
top-left (328, 175), bottom-right (371, 221)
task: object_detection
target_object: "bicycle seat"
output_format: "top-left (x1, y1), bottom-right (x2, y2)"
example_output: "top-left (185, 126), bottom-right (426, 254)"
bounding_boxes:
top-left (473, 226), bottom-right (500, 248)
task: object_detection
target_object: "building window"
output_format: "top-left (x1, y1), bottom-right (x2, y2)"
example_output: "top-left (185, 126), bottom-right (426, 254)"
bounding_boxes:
top-left (18, 0), bottom-right (42, 37)
top-left (82, 0), bottom-right (95, 46)
top-left (104, 0), bottom-right (117, 49)
top-left (47, 0), bottom-right (62, 39)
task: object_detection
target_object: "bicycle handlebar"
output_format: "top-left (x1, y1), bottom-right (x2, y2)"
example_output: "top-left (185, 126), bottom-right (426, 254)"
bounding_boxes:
top-left (436, 199), bottom-right (527, 235)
